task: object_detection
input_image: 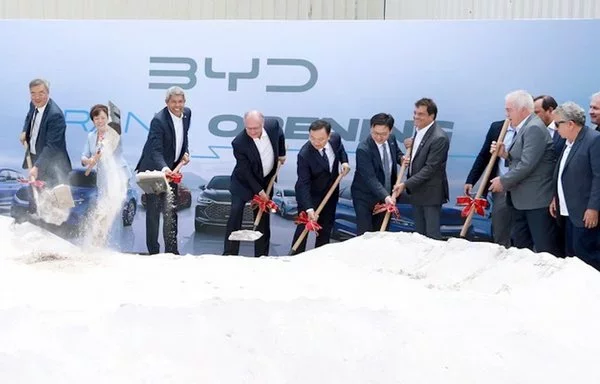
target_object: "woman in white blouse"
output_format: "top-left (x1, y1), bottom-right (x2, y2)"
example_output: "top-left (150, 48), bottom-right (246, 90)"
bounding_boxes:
top-left (81, 104), bottom-right (131, 248)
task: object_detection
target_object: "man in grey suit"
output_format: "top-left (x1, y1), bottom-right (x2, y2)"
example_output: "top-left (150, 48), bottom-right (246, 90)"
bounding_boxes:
top-left (549, 102), bottom-right (600, 271)
top-left (397, 98), bottom-right (449, 240)
top-left (490, 90), bottom-right (560, 256)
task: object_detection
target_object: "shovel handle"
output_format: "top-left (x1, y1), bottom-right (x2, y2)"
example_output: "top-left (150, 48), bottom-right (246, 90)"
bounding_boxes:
top-left (459, 119), bottom-right (510, 238)
top-left (379, 144), bottom-right (413, 232)
top-left (292, 171), bottom-right (346, 252)
top-left (252, 161), bottom-right (282, 229)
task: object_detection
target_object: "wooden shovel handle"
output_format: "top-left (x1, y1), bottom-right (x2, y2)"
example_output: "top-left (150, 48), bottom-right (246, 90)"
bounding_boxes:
top-left (253, 161), bottom-right (282, 229)
top-left (459, 119), bottom-right (510, 238)
top-left (380, 144), bottom-right (413, 232)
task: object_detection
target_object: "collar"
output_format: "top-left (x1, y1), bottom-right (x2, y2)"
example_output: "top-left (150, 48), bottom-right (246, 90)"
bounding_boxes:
top-left (169, 110), bottom-right (183, 121)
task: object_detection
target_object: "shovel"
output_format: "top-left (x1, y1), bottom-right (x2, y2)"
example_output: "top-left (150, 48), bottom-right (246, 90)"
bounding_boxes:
top-left (135, 158), bottom-right (187, 194)
top-left (84, 125), bottom-right (120, 176)
top-left (291, 171), bottom-right (346, 252)
top-left (228, 161), bottom-right (282, 242)
top-left (22, 142), bottom-right (74, 211)
top-left (379, 144), bottom-right (413, 231)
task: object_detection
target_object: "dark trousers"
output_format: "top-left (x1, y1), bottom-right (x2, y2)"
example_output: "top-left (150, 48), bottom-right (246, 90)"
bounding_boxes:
top-left (145, 183), bottom-right (179, 255)
top-left (354, 198), bottom-right (388, 236)
top-left (491, 191), bottom-right (513, 248)
top-left (224, 194), bottom-right (271, 257)
top-left (413, 204), bottom-right (442, 240)
top-left (564, 218), bottom-right (600, 271)
top-left (290, 198), bottom-right (337, 254)
top-left (511, 206), bottom-right (560, 256)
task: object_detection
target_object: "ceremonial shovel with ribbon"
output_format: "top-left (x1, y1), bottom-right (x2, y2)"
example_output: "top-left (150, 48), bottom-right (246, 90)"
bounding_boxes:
top-left (457, 119), bottom-right (510, 238)
top-left (227, 161), bottom-right (282, 242)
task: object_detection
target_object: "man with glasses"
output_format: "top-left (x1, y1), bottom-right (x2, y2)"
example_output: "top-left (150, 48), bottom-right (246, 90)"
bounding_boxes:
top-left (549, 102), bottom-right (600, 270)
top-left (290, 119), bottom-right (350, 254)
top-left (490, 90), bottom-right (560, 256)
top-left (351, 113), bottom-right (403, 235)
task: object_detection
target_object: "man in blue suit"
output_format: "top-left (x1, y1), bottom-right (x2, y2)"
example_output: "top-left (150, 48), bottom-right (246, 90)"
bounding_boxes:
top-left (290, 119), bottom-right (350, 254)
top-left (351, 113), bottom-right (404, 235)
top-left (549, 102), bottom-right (600, 271)
top-left (19, 78), bottom-right (71, 187)
top-left (135, 86), bottom-right (191, 255)
top-left (223, 110), bottom-right (286, 257)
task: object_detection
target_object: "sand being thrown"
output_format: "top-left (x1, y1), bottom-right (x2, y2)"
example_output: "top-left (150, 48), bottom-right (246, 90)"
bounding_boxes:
top-left (81, 144), bottom-right (128, 249)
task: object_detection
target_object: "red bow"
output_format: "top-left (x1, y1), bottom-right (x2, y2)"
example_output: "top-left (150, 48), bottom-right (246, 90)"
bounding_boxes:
top-left (373, 202), bottom-right (399, 217)
top-left (251, 194), bottom-right (278, 213)
top-left (456, 195), bottom-right (488, 217)
top-left (294, 211), bottom-right (323, 234)
top-left (18, 178), bottom-right (45, 188)
top-left (168, 172), bottom-right (183, 184)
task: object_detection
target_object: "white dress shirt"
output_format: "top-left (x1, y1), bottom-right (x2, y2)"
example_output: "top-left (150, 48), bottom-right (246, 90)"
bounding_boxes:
top-left (547, 121), bottom-right (557, 139)
top-left (254, 128), bottom-right (275, 178)
top-left (321, 143), bottom-right (335, 172)
top-left (557, 140), bottom-right (573, 217)
top-left (29, 103), bottom-right (47, 155)
top-left (169, 110), bottom-right (184, 161)
top-left (410, 121), bottom-right (434, 173)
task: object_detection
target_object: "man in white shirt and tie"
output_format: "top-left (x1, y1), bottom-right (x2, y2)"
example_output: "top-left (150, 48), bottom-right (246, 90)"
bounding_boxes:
top-left (19, 78), bottom-right (72, 187)
top-left (135, 86), bottom-right (191, 255)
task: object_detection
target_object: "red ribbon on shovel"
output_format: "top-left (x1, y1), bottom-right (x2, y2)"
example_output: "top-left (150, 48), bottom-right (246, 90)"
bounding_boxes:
top-left (250, 194), bottom-right (278, 214)
top-left (373, 202), bottom-right (399, 218)
top-left (167, 173), bottom-right (183, 184)
top-left (18, 178), bottom-right (45, 188)
top-left (294, 211), bottom-right (322, 234)
top-left (456, 195), bottom-right (488, 218)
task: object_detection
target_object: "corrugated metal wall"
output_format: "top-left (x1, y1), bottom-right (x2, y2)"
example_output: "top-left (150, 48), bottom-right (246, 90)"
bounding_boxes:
top-left (0, 0), bottom-right (599, 19)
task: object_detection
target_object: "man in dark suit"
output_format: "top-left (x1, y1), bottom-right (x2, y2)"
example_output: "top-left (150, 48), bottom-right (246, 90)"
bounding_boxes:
top-left (290, 119), bottom-right (350, 254)
top-left (490, 90), bottom-right (560, 256)
top-left (549, 102), bottom-right (600, 271)
top-left (590, 92), bottom-right (600, 131)
top-left (223, 110), bottom-right (286, 257)
top-left (397, 98), bottom-right (449, 240)
top-left (351, 113), bottom-right (403, 236)
top-left (135, 86), bottom-right (191, 255)
top-left (534, 95), bottom-right (565, 156)
top-left (464, 120), bottom-right (514, 247)
top-left (19, 78), bottom-right (71, 187)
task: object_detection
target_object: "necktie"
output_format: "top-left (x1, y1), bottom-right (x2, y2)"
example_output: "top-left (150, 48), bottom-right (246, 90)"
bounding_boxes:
top-left (30, 108), bottom-right (39, 132)
top-left (382, 142), bottom-right (391, 192)
top-left (321, 148), bottom-right (330, 172)
top-left (504, 129), bottom-right (516, 167)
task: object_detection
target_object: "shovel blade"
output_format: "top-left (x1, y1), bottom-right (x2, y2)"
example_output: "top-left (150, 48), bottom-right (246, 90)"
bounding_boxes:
top-left (51, 184), bottom-right (75, 209)
top-left (228, 230), bottom-right (263, 242)
top-left (135, 171), bottom-right (170, 194)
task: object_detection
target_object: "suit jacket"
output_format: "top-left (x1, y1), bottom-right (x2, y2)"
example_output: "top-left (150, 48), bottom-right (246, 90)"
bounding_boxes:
top-left (551, 129), bottom-right (566, 157)
top-left (230, 118), bottom-right (286, 202)
top-left (295, 131), bottom-right (349, 212)
top-left (500, 114), bottom-right (555, 210)
top-left (135, 106), bottom-right (191, 172)
top-left (351, 134), bottom-right (403, 207)
top-left (553, 126), bottom-right (600, 227)
top-left (466, 120), bottom-right (504, 187)
top-left (404, 122), bottom-right (450, 206)
top-left (21, 98), bottom-right (72, 183)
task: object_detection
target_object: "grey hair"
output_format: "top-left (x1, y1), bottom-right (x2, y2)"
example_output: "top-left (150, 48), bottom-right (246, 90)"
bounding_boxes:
top-left (244, 110), bottom-right (264, 121)
top-left (554, 101), bottom-right (586, 127)
top-left (591, 91), bottom-right (600, 101)
top-left (29, 78), bottom-right (50, 92)
top-left (165, 86), bottom-right (185, 102)
top-left (505, 90), bottom-right (534, 112)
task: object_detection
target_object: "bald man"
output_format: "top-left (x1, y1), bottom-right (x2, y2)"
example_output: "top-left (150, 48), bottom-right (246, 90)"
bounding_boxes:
top-left (223, 110), bottom-right (286, 257)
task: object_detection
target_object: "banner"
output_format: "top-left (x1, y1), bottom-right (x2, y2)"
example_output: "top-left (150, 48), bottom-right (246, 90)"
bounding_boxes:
top-left (0, 19), bottom-right (598, 255)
